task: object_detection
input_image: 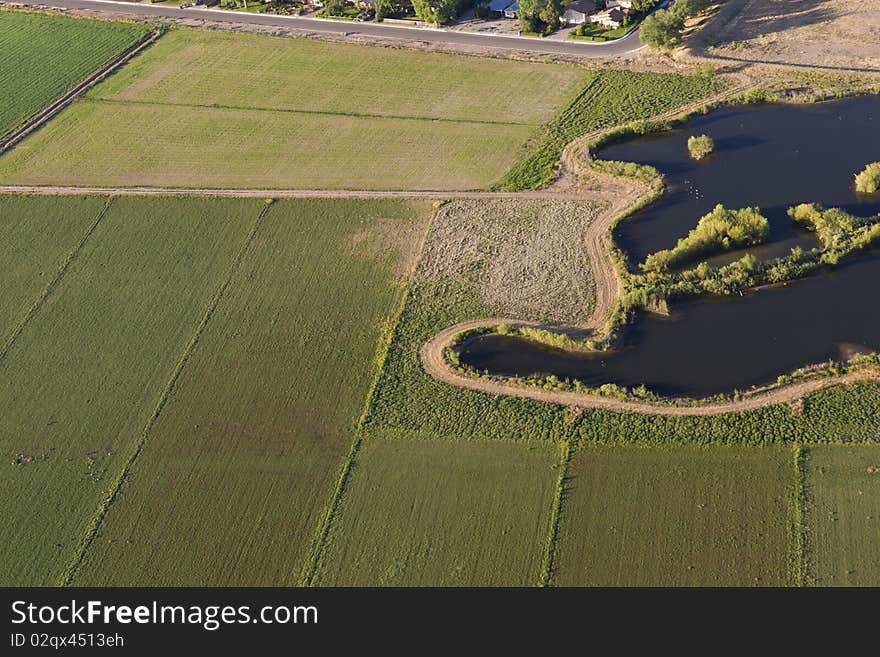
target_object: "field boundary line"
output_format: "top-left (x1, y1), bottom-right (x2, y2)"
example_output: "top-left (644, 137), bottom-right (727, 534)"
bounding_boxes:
top-left (58, 200), bottom-right (273, 586)
top-left (789, 445), bottom-right (812, 587)
top-left (0, 28), bottom-right (164, 153)
top-left (0, 186), bottom-right (590, 200)
top-left (539, 440), bottom-right (572, 587)
top-left (299, 201), bottom-right (440, 587)
top-left (0, 197), bottom-right (113, 365)
top-left (88, 97), bottom-right (540, 128)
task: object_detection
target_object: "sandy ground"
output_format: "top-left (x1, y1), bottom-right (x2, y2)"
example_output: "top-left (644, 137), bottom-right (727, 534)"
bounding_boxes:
top-left (687, 0), bottom-right (880, 74)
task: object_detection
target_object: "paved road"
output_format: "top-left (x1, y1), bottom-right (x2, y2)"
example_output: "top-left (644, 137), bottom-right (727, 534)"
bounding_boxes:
top-left (14, 0), bottom-right (646, 57)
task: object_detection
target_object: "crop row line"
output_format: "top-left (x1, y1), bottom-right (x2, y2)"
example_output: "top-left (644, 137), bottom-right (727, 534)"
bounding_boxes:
top-left (539, 440), bottom-right (572, 587)
top-left (299, 201), bottom-right (441, 587)
top-left (0, 28), bottom-right (163, 153)
top-left (88, 97), bottom-right (540, 128)
top-left (0, 197), bottom-right (113, 365)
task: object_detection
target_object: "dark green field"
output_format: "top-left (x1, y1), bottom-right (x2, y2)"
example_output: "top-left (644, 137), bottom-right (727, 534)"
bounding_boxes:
top-left (313, 437), bottom-right (563, 586)
top-left (0, 9), bottom-right (150, 138)
top-left (805, 445), bottom-right (880, 586)
top-left (71, 198), bottom-right (432, 585)
top-left (550, 445), bottom-right (794, 586)
top-left (1, 195), bottom-right (261, 585)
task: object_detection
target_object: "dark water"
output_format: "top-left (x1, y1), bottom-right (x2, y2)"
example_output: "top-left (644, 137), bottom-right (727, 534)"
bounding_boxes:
top-left (458, 98), bottom-right (880, 397)
top-left (602, 97), bottom-right (880, 270)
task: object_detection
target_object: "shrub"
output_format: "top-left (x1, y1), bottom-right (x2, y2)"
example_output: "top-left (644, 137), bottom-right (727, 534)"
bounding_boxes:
top-left (642, 204), bottom-right (769, 272)
top-left (855, 162), bottom-right (880, 194)
top-left (687, 134), bottom-right (714, 160)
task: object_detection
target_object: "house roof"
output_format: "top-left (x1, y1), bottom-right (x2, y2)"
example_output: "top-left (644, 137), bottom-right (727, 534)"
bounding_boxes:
top-left (488, 0), bottom-right (513, 10)
top-left (564, 0), bottom-right (595, 13)
top-left (504, 1), bottom-right (519, 12)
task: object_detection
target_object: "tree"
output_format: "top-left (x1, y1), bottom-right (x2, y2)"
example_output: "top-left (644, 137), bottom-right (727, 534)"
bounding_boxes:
top-left (374, 0), bottom-right (393, 19)
top-left (412, 0), bottom-right (463, 24)
top-left (518, 0), bottom-right (562, 34)
top-left (630, 0), bottom-right (658, 12)
top-left (639, 8), bottom-right (685, 49)
top-left (321, 0), bottom-right (348, 16)
top-left (687, 134), bottom-right (714, 160)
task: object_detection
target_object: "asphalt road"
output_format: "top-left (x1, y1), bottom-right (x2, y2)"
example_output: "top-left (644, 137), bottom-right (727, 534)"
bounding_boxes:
top-left (13, 0), bottom-right (646, 57)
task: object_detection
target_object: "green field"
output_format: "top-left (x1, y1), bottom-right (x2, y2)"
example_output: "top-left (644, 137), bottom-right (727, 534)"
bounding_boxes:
top-left (0, 27), bottom-right (590, 190)
top-left (71, 198), bottom-right (433, 585)
top-left (0, 9), bottom-right (149, 138)
top-left (0, 194), bottom-right (107, 345)
top-left (550, 445), bottom-right (794, 586)
top-left (0, 196), bottom-right (263, 585)
top-left (805, 445), bottom-right (880, 586)
top-left (312, 437), bottom-right (563, 586)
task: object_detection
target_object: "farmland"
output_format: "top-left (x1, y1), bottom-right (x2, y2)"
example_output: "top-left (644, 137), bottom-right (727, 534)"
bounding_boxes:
top-left (0, 27), bottom-right (590, 190)
top-left (550, 445), bottom-right (794, 586)
top-left (0, 9), bottom-right (150, 138)
top-left (312, 437), bottom-right (563, 586)
top-left (0, 195), bottom-right (262, 585)
top-left (0, 194), bottom-right (107, 345)
top-left (805, 445), bottom-right (880, 586)
top-left (2, 6), bottom-right (879, 590)
top-left (70, 198), bottom-right (433, 586)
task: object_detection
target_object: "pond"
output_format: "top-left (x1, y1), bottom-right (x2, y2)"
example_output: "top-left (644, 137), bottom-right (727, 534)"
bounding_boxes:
top-left (457, 97), bottom-right (880, 398)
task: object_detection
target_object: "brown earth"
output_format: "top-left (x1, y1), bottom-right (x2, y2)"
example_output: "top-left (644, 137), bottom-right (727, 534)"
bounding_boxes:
top-left (686, 0), bottom-right (880, 76)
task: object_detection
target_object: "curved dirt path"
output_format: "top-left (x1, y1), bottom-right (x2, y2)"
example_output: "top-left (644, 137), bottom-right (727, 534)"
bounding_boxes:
top-left (421, 323), bottom-right (880, 416)
top-left (418, 71), bottom-right (880, 416)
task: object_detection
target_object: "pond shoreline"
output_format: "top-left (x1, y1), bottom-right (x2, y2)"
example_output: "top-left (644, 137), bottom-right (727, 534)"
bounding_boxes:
top-left (423, 87), bottom-right (880, 411)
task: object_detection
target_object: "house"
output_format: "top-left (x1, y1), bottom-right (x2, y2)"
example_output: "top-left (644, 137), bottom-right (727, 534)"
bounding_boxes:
top-left (488, 0), bottom-right (519, 17)
top-left (589, 6), bottom-right (626, 28)
top-left (606, 0), bottom-right (633, 9)
top-left (562, 0), bottom-right (595, 25)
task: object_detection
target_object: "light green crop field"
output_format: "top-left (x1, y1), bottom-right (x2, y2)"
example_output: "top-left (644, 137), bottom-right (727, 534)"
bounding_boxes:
top-left (0, 196), bottom-right (262, 586)
top-left (0, 194), bottom-right (106, 344)
top-left (313, 437), bottom-right (563, 586)
top-left (0, 9), bottom-right (149, 138)
top-left (71, 198), bottom-right (433, 586)
top-left (550, 445), bottom-right (794, 586)
top-left (805, 445), bottom-right (880, 586)
top-left (0, 27), bottom-right (590, 190)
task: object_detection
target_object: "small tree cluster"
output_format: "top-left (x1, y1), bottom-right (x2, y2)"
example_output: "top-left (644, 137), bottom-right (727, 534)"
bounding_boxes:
top-left (640, 0), bottom-right (713, 49)
top-left (518, 0), bottom-right (563, 35)
top-left (412, 0), bottom-right (471, 24)
top-left (855, 162), bottom-right (880, 194)
top-left (687, 134), bottom-right (714, 160)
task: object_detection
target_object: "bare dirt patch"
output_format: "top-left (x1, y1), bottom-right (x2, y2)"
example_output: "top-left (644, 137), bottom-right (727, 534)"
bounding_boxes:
top-left (348, 206), bottom-right (434, 282)
top-left (418, 199), bottom-right (604, 325)
top-left (688, 0), bottom-right (880, 74)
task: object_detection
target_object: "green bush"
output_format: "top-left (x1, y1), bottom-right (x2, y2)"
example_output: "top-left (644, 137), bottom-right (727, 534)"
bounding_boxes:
top-left (642, 204), bottom-right (768, 272)
top-left (687, 134), bottom-right (714, 160)
top-left (855, 162), bottom-right (880, 193)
